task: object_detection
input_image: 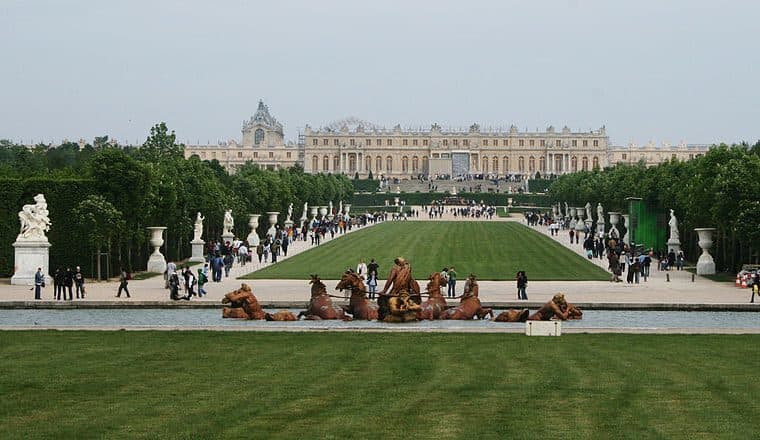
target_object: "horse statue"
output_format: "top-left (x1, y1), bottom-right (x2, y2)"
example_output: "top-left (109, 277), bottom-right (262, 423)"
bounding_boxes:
top-left (298, 274), bottom-right (352, 320)
top-left (416, 271), bottom-right (449, 320)
top-left (335, 270), bottom-right (378, 320)
top-left (221, 283), bottom-right (296, 321)
top-left (494, 309), bottom-right (530, 322)
top-left (440, 274), bottom-right (493, 320)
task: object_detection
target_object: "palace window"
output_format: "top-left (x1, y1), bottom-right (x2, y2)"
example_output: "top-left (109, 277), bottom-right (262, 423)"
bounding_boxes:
top-left (333, 155), bottom-right (340, 170)
top-left (412, 156), bottom-right (419, 172)
top-left (334, 139), bottom-right (339, 146)
top-left (375, 156), bottom-right (382, 171)
top-left (482, 156), bottom-right (489, 173)
top-left (312, 139), bottom-right (318, 145)
top-left (387, 139), bottom-right (392, 146)
top-left (503, 139), bottom-right (508, 146)
top-left (453, 139), bottom-right (459, 146)
top-left (539, 156), bottom-right (545, 171)
top-left (593, 156), bottom-right (600, 169)
top-left (519, 140), bottom-right (524, 147)
top-left (582, 140), bottom-right (588, 147)
top-left (386, 156), bottom-right (393, 172)
top-left (503, 156), bottom-right (509, 172)
top-left (365, 156), bottom-right (371, 171)
top-left (518, 156), bottom-right (525, 172)
top-left (350, 139), bottom-right (355, 146)
top-left (443, 140), bottom-right (448, 146)
top-left (433, 153), bottom-right (440, 158)
top-left (402, 156), bottom-right (409, 172)
top-left (253, 152), bottom-right (258, 158)
top-left (286, 152), bottom-right (291, 159)
top-left (529, 140), bottom-right (534, 147)
top-left (349, 155), bottom-right (356, 171)
top-left (540, 139), bottom-right (545, 147)
top-left (689, 154), bottom-right (694, 160)
top-left (463, 139), bottom-right (469, 147)
top-left (622, 153), bottom-right (627, 160)
top-left (572, 140), bottom-right (577, 147)
top-left (593, 140), bottom-right (599, 147)
top-left (323, 138), bottom-right (328, 146)
top-left (377, 138), bottom-right (382, 146)
top-left (254, 129), bottom-right (264, 145)
top-left (529, 156), bottom-right (535, 172)
top-left (403, 139), bottom-right (408, 146)
top-left (238, 152), bottom-right (243, 158)
top-left (323, 155), bottom-right (329, 171)
top-left (366, 138), bottom-right (372, 146)
top-left (312, 155), bottom-right (318, 170)
top-left (269, 152), bottom-right (273, 158)
top-left (492, 157), bottom-right (498, 173)
top-left (582, 156), bottom-right (589, 170)
top-left (556, 139), bottom-right (561, 147)
top-left (423, 139), bottom-right (428, 146)
top-left (422, 156), bottom-right (428, 171)
top-left (412, 139), bottom-right (418, 146)
top-left (483, 139), bottom-right (489, 146)
top-left (571, 156), bottom-right (578, 172)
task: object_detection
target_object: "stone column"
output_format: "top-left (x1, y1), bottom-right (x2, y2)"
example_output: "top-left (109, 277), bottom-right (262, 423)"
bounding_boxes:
top-left (621, 214), bottom-right (630, 245)
top-left (695, 228), bottom-right (716, 275)
top-left (146, 227), bottom-right (167, 273)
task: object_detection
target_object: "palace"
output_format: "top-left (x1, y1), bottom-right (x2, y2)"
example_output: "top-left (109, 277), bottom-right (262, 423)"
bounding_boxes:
top-left (184, 101), bottom-right (710, 178)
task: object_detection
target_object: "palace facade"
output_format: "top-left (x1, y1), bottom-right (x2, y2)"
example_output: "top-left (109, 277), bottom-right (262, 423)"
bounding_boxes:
top-left (184, 101), bottom-right (711, 177)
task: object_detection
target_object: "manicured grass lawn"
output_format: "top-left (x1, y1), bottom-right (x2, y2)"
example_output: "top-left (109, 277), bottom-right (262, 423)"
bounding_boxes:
top-left (1, 332), bottom-right (758, 439)
top-left (244, 221), bottom-right (609, 281)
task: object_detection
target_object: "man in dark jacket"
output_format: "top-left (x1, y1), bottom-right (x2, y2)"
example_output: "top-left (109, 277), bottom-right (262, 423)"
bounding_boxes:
top-left (74, 266), bottom-right (85, 298)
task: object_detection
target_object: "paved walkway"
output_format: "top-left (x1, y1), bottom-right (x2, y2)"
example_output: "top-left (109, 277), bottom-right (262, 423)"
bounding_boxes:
top-left (0, 209), bottom-right (756, 307)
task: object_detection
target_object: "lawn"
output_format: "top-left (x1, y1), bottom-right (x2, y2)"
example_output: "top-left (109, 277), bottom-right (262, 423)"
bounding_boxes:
top-left (1, 332), bottom-right (758, 439)
top-left (244, 221), bottom-right (609, 281)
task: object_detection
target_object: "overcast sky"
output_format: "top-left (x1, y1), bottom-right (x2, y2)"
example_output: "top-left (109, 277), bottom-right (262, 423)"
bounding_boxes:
top-left (1, 0), bottom-right (758, 146)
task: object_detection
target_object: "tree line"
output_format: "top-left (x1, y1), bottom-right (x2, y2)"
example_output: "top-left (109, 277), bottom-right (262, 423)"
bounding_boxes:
top-left (0, 123), bottom-right (353, 277)
top-left (547, 142), bottom-right (760, 273)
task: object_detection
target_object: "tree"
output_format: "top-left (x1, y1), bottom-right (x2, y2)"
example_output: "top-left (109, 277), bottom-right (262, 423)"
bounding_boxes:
top-left (72, 195), bottom-right (125, 279)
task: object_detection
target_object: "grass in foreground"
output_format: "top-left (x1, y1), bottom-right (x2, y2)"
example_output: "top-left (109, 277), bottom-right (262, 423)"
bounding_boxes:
top-left (1, 332), bottom-right (758, 439)
top-left (244, 221), bottom-right (609, 281)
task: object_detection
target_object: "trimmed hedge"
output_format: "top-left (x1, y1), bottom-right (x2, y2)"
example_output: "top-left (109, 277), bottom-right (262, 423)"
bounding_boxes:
top-left (351, 179), bottom-right (380, 193)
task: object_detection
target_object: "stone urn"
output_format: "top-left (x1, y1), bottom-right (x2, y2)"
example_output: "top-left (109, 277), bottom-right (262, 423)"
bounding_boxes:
top-left (569, 207), bottom-right (577, 218)
top-left (247, 214), bottom-right (261, 246)
top-left (695, 228), bottom-right (716, 275)
top-left (266, 212), bottom-right (279, 238)
top-left (608, 212), bottom-right (621, 240)
top-left (146, 227), bottom-right (167, 273)
top-left (310, 206), bottom-right (319, 224)
top-left (344, 204), bottom-right (351, 216)
top-left (318, 206), bottom-right (327, 220)
top-left (508, 198), bottom-right (513, 207)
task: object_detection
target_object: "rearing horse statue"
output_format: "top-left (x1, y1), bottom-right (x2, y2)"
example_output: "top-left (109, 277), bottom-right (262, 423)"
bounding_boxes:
top-left (298, 274), bottom-right (352, 321)
top-left (416, 271), bottom-right (449, 320)
top-left (335, 270), bottom-right (379, 320)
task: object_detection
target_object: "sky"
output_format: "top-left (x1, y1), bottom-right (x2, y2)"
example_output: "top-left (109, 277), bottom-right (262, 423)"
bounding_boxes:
top-left (1, 0), bottom-right (758, 147)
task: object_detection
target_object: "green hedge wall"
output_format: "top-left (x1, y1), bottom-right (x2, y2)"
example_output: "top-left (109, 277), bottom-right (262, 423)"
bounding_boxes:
top-left (350, 192), bottom-right (549, 206)
top-left (351, 179), bottom-right (380, 192)
top-left (0, 178), bottom-right (96, 277)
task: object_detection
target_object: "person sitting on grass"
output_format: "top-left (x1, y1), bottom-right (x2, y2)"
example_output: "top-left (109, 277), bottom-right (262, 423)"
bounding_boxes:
top-left (527, 293), bottom-right (582, 321)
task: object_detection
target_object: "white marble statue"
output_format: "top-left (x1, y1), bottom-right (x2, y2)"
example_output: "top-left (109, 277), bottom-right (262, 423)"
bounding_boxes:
top-left (286, 203), bottom-right (293, 221)
top-left (596, 203), bottom-right (604, 222)
top-left (193, 212), bottom-right (204, 241)
top-left (17, 194), bottom-right (51, 241)
top-left (339, 200), bottom-right (343, 214)
top-left (668, 209), bottom-right (679, 240)
top-left (564, 202), bottom-right (569, 218)
top-left (223, 209), bottom-right (234, 235)
top-left (329, 200), bottom-right (333, 214)
top-left (302, 202), bottom-right (308, 217)
top-left (585, 202), bottom-right (593, 223)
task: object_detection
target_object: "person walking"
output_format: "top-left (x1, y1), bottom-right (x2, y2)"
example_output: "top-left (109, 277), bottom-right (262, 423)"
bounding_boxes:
top-left (64, 267), bottom-right (74, 300)
top-left (367, 259), bottom-right (379, 278)
top-left (74, 266), bottom-right (85, 298)
top-left (447, 266), bottom-right (457, 298)
top-left (54, 267), bottom-right (64, 300)
top-left (196, 268), bottom-right (207, 297)
top-left (367, 271), bottom-right (378, 299)
top-left (676, 250), bottom-right (685, 270)
top-left (356, 259), bottom-right (368, 281)
top-left (34, 267), bottom-right (44, 300)
top-left (116, 268), bottom-right (131, 298)
top-left (516, 270), bottom-right (528, 300)
top-left (186, 270), bottom-right (197, 299)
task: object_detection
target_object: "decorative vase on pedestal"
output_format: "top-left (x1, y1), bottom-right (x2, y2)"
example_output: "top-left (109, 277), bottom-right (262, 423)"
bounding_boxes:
top-left (608, 212), bottom-right (621, 240)
top-left (266, 212), bottom-right (279, 238)
top-left (575, 209), bottom-right (586, 234)
top-left (247, 214), bottom-right (261, 246)
top-left (318, 206), bottom-right (327, 221)
top-left (310, 206), bottom-right (319, 224)
top-left (695, 228), bottom-right (716, 275)
top-left (344, 204), bottom-right (351, 216)
top-left (146, 227), bottom-right (167, 273)
top-left (621, 214), bottom-right (630, 245)
top-left (569, 207), bottom-right (577, 218)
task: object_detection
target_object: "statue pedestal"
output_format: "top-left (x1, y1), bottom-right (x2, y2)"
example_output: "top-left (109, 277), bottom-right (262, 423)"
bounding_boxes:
top-left (189, 240), bottom-right (205, 263)
top-left (667, 238), bottom-right (681, 254)
top-left (221, 232), bottom-right (234, 245)
top-left (11, 239), bottom-right (50, 285)
top-left (284, 220), bottom-right (294, 230)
